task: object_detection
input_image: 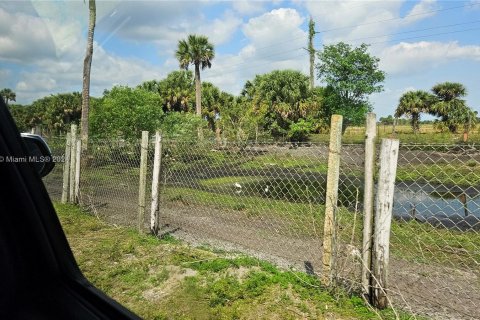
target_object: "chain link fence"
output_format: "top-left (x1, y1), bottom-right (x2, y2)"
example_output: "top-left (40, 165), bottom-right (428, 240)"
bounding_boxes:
top-left (42, 136), bottom-right (66, 202)
top-left (160, 140), bottom-right (334, 275)
top-left (387, 144), bottom-right (480, 319)
top-left (42, 136), bottom-right (480, 319)
top-left (78, 138), bottom-right (151, 227)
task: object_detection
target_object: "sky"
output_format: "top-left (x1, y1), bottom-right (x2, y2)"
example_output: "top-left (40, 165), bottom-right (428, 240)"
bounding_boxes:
top-left (0, 0), bottom-right (479, 118)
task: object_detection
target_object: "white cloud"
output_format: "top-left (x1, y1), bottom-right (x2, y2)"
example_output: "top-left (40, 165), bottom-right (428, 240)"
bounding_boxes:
top-left (231, 1), bottom-right (265, 15)
top-left (0, 1), bottom-right (37, 16)
top-left (16, 76), bottom-right (56, 92)
top-left (380, 41), bottom-right (480, 75)
top-left (109, 2), bottom-right (240, 47)
top-left (12, 40), bottom-right (165, 102)
top-left (0, 8), bottom-right (56, 63)
top-left (0, 69), bottom-right (10, 81)
top-left (303, 0), bottom-right (442, 46)
top-left (304, 0), bottom-right (403, 44)
top-left (402, 0), bottom-right (439, 24)
top-left (243, 8), bottom-right (305, 47)
top-left (91, 44), bottom-right (161, 88)
top-left (198, 12), bottom-right (243, 45)
top-left (204, 8), bottom-right (309, 94)
top-left (469, 0), bottom-right (480, 10)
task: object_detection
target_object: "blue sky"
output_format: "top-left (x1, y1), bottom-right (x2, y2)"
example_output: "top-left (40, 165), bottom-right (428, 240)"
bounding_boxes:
top-left (0, 0), bottom-right (479, 118)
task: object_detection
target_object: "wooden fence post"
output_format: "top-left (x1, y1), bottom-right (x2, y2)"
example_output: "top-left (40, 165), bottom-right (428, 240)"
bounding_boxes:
top-left (74, 139), bottom-right (81, 204)
top-left (62, 133), bottom-right (71, 204)
top-left (362, 113), bottom-right (377, 297)
top-left (138, 131), bottom-right (149, 233)
top-left (321, 114), bottom-right (343, 287)
top-left (372, 138), bottom-right (399, 309)
top-left (150, 132), bottom-right (162, 235)
top-left (69, 124), bottom-right (77, 203)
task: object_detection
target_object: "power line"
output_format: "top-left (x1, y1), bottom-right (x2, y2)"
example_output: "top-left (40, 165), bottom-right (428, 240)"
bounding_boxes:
top-left (203, 24), bottom-right (480, 80)
top-left (215, 47), bottom-right (303, 71)
top-left (204, 51), bottom-right (309, 80)
top-left (363, 26), bottom-right (480, 46)
top-left (201, 3), bottom-right (479, 79)
top-left (236, 2), bottom-right (476, 55)
top-left (209, 24), bottom-right (480, 76)
top-left (314, 2), bottom-right (476, 34)
top-left (316, 19), bottom-right (480, 45)
top-left (207, 47), bottom-right (303, 71)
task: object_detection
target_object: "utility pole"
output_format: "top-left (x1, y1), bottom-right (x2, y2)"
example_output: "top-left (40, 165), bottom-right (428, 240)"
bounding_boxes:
top-left (308, 17), bottom-right (315, 90)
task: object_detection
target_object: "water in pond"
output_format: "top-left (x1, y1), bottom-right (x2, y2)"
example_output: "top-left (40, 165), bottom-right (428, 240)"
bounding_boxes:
top-left (393, 183), bottom-right (480, 230)
top-left (231, 177), bottom-right (362, 209)
top-left (225, 177), bottom-right (480, 231)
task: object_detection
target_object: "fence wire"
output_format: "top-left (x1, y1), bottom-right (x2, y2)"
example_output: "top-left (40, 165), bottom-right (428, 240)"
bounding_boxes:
top-left (159, 141), bottom-right (335, 275)
top-left (78, 139), bottom-right (144, 226)
top-left (42, 136), bottom-right (66, 202)
top-left (42, 137), bottom-right (480, 320)
top-left (387, 144), bottom-right (480, 320)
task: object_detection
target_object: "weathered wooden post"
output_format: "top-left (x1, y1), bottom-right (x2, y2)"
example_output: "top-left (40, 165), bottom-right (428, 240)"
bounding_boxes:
top-left (150, 132), bottom-right (162, 235)
top-left (61, 133), bottom-right (71, 203)
top-left (138, 131), bottom-right (149, 233)
top-left (362, 113), bottom-right (377, 297)
top-left (321, 114), bottom-right (343, 287)
top-left (69, 124), bottom-right (77, 203)
top-left (372, 138), bottom-right (399, 309)
top-left (74, 139), bottom-right (81, 204)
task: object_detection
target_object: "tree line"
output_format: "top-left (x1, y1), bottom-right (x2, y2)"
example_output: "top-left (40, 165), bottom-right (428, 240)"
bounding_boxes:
top-left (2, 32), bottom-right (476, 142)
top-left (395, 82), bottom-right (477, 134)
top-left (5, 39), bottom-right (387, 141)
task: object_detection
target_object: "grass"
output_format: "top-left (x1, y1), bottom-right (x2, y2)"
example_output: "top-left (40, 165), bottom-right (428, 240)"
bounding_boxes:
top-left (310, 124), bottom-right (480, 145)
top-left (390, 219), bottom-right (480, 267)
top-left (199, 176), bottom-right (267, 187)
top-left (67, 155), bottom-right (479, 270)
top-left (241, 153), bottom-right (330, 174)
top-left (396, 162), bottom-right (480, 187)
top-left (165, 186), bottom-right (327, 219)
top-left (165, 185), bottom-right (363, 244)
top-left (165, 186), bottom-right (480, 269)
top-left (55, 202), bottom-right (413, 320)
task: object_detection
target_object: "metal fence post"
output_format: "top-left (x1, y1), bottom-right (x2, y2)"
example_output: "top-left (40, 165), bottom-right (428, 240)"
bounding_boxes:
top-left (69, 124), bottom-right (77, 203)
top-left (372, 138), bottom-right (399, 309)
top-left (321, 114), bottom-right (343, 287)
top-left (150, 132), bottom-right (162, 235)
top-left (74, 139), bottom-right (81, 204)
top-left (62, 133), bottom-right (71, 204)
top-left (362, 113), bottom-right (377, 297)
top-left (138, 131), bottom-right (149, 233)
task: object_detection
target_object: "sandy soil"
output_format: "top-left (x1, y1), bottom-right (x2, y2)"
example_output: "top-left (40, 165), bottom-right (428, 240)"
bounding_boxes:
top-left (41, 144), bottom-right (480, 320)
top-left (158, 201), bottom-right (479, 320)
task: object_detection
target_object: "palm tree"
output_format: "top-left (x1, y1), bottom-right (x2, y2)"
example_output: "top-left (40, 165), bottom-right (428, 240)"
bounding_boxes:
top-left (395, 90), bottom-right (435, 134)
top-left (430, 82), bottom-right (470, 133)
top-left (175, 34), bottom-right (215, 116)
top-left (81, 0), bottom-right (96, 152)
top-left (0, 88), bottom-right (16, 106)
top-left (137, 80), bottom-right (160, 93)
top-left (432, 82), bottom-right (466, 101)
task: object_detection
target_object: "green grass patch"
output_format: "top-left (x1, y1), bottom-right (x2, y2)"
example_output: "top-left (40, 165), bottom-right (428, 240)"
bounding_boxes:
top-left (199, 176), bottom-right (266, 187)
top-left (164, 186), bottom-right (479, 269)
top-left (55, 202), bottom-right (414, 320)
top-left (396, 162), bottom-right (480, 187)
top-left (311, 125), bottom-right (480, 145)
top-left (390, 219), bottom-right (480, 267)
top-left (241, 153), bottom-right (330, 174)
top-left (165, 186), bottom-right (326, 219)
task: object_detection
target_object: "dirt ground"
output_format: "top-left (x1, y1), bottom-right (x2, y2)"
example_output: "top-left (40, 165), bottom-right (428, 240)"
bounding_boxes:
top-left (158, 201), bottom-right (479, 320)
top-left (42, 143), bottom-right (480, 320)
